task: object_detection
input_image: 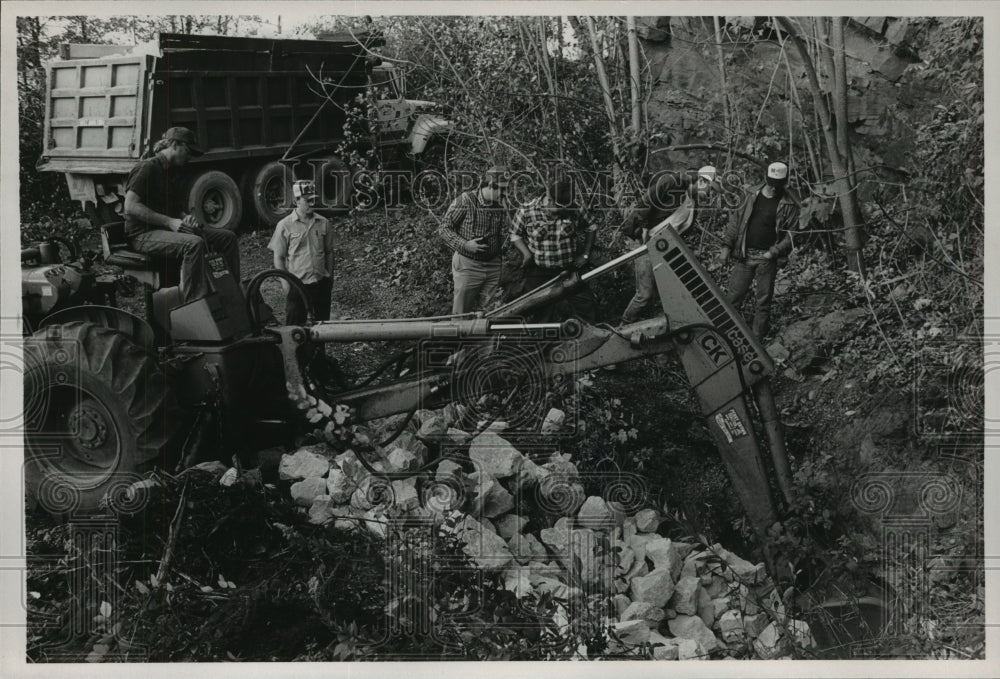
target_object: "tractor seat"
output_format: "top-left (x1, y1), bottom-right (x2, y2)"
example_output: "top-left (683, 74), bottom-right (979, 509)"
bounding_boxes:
top-left (100, 221), bottom-right (180, 288)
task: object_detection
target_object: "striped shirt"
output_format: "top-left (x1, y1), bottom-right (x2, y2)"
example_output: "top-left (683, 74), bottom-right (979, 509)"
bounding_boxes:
top-left (511, 197), bottom-right (597, 270)
top-left (437, 190), bottom-right (508, 261)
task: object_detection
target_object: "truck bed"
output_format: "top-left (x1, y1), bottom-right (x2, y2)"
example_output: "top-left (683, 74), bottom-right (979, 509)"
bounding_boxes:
top-left (38, 32), bottom-right (381, 174)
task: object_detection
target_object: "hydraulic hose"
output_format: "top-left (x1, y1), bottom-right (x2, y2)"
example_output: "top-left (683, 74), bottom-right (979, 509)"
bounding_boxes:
top-left (245, 268), bottom-right (314, 335)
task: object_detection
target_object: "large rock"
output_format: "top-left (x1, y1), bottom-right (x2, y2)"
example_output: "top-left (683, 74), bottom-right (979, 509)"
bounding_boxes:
top-left (508, 533), bottom-right (548, 564)
top-left (650, 633), bottom-right (679, 660)
top-left (510, 457), bottom-right (550, 493)
top-left (630, 568), bottom-right (675, 608)
top-left (540, 408), bottom-right (566, 433)
top-left (753, 622), bottom-right (792, 659)
top-left (290, 477), bottom-right (328, 507)
top-left (459, 515), bottom-right (514, 570)
top-left (743, 613), bottom-right (769, 639)
top-left (540, 517), bottom-right (572, 555)
top-left (468, 471), bottom-right (514, 518)
top-left (670, 576), bottom-right (700, 615)
top-left (387, 447), bottom-right (420, 473)
top-left (616, 545), bottom-right (635, 575)
top-left (671, 637), bottom-right (704, 660)
top-left (612, 594), bottom-right (632, 618)
top-left (325, 468), bottom-right (355, 503)
top-left (718, 609), bottom-right (745, 644)
top-left (418, 414), bottom-right (448, 439)
top-left (577, 495), bottom-right (620, 528)
top-left (609, 619), bottom-right (650, 650)
top-left (696, 586), bottom-right (714, 628)
top-left (620, 601), bottom-right (666, 625)
top-left (495, 514), bottom-right (528, 539)
top-left (445, 428), bottom-right (472, 445)
top-left (391, 477), bottom-right (420, 512)
top-left (788, 619), bottom-right (817, 649)
top-left (278, 447), bottom-right (331, 481)
top-left (634, 508), bottom-right (661, 533)
top-left (645, 538), bottom-right (683, 580)
top-left (768, 308), bottom-right (866, 371)
top-left (705, 545), bottom-right (767, 585)
top-left (502, 567), bottom-right (533, 598)
top-left (435, 458), bottom-right (464, 480)
top-left (334, 450), bottom-right (364, 481)
top-left (668, 614), bottom-right (720, 653)
top-left (468, 432), bottom-right (524, 478)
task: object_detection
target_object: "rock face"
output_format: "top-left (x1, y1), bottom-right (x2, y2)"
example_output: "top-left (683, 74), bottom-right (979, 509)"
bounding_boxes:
top-left (767, 308), bottom-right (867, 372)
top-left (278, 447), bottom-right (331, 481)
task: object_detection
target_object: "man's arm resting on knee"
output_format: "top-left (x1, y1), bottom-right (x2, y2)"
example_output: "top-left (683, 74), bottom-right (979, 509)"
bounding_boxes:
top-left (125, 191), bottom-right (182, 231)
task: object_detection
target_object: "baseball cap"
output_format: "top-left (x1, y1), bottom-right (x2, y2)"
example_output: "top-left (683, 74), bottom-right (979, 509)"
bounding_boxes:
top-left (293, 180), bottom-right (317, 199)
top-left (485, 165), bottom-right (511, 187)
top-left (162, 127), bottom-right (204, 156)
top-left (697, 165), bottom-right (719, 187)
top-left (766, 162), bottom-right (789, 182)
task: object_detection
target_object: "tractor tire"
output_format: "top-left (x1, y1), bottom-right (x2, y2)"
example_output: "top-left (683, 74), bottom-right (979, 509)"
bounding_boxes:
top-left (23, 322), bottom-right (177, 515)
top-left (186, 169), bottom-right (244, 232)
top-left (249, 161), bottom-right (294, 229)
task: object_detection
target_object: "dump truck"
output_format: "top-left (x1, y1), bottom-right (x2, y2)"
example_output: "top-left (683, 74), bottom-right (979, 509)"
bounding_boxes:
top-left (36, 31), bottom-right (453, 230)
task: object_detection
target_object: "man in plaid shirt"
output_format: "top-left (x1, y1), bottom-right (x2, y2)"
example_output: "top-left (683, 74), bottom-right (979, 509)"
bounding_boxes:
top-left (511, 176), bottom-right (598, 322)
top-left (438, 165), bottom-right (510, 314)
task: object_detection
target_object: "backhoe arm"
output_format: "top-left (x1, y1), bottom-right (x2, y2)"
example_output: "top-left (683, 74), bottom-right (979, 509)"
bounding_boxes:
top-left (274, 224), bottom-right (791, 539)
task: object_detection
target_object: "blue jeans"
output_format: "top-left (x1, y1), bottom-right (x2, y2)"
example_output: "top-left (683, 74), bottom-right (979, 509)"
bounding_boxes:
top-left (726, 255), bottom-right (778, 339)
top-left (621, 253), bottom-right (655, 323)
top-left (130, 227), bottom-right (240, 303)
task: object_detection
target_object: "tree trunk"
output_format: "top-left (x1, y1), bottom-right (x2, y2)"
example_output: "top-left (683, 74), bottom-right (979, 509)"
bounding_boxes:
top-left (712, 16), bottom-right (732, 169)
top-left (582, 17), bottom-right (622, 166)
top-left (776, 16), bottom-right (865, 275)
top-left (537, 18), bottom-right (565, 160)
top-left (626, 16), bottom-right (642, 135)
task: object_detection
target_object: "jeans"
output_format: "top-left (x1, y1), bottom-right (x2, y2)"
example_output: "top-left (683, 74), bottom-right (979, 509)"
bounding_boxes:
top-left (621, 253), bottom-right (656, 323)
top-left (130, 227), bottom-right (241, 303)
top-left (523, 261), bottom-right (597, 324)
top-left (286, 276), bottom-right (333, 325)
top-left (726, 255), bottom-right (778, 338)
top-left (451, 252), bottom-right (502, 314)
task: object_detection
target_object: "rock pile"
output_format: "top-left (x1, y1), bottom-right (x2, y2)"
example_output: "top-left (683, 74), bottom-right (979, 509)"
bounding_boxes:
top-left (278, 405), bottom-right (816, 660)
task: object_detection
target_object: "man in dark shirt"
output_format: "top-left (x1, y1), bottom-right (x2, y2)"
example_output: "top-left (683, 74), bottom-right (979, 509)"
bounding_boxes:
top-left (720, 162), bottom-right (799, 339)
top-left (124, 127), bottom-right (240, 303)
top-left (437, 165), bottom-right (510, 314)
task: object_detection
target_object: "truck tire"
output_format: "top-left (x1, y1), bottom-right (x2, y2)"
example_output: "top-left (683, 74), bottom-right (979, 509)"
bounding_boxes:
top-left (23, 322), bottom-right (177, 515)
top-left (249, 161), bottom-right (294, 229)
top-left (186, 169), bottom-right (244, 232)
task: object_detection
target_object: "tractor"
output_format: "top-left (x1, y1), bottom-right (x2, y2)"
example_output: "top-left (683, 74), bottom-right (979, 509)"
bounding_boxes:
top-left (21, 219), bottom-right (793, 549)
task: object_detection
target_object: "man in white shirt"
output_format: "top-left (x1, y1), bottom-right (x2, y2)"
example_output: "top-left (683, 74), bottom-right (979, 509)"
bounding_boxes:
top-left (268, 180), bottom-right (335, 324)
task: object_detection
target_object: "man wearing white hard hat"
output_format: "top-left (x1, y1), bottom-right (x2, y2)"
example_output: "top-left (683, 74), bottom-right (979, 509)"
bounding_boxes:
top-left (268, 179), bottom-right (336, 324)
top-left (619, 166), bottom-right (720, 324)
top-left (720, 161), bottom-right (799, 339)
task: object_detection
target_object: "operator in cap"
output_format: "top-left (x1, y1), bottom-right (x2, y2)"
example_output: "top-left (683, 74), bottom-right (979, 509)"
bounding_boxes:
top-left (438, 164), bottom-right (511, 314)
top-left (269, 180), bottom-right (336, 324)
top-left (619, 165), bottom-right (720, 324)
top-left (720, 161), bottom-right (799, 339)
top-left (124, 126), bottom-right (241, 303)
